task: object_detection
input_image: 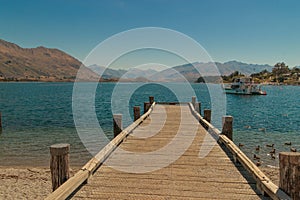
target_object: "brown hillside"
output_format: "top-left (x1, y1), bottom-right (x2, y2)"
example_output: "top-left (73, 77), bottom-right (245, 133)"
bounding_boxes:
top-left (0, 39), bottom-right (97, 81)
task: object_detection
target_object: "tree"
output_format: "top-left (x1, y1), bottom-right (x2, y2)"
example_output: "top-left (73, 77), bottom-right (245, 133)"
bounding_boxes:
top-left (196, 76), bottom-right (205, 83)
top-left (231, 71), bottom-right (240, 78)
top-left (272, 62), bottom-right (289, 76)
top-left (221, 71), bottom-right (245, 83)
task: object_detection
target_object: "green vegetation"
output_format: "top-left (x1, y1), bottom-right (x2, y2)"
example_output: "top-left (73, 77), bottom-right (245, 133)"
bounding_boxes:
top-left (220, 62), bottom-right (300, 85)
top-left (196, 76), bottom-right (222, 83)
top-left (221, 71), bottom-right (245, 83)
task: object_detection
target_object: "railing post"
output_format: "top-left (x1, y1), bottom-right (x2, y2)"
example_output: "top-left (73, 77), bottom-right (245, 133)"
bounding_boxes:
top-left (222, 116), bottom-right (233, 140)
top-left (0, 112), bottom-right (2, 131)
top-left (50, 143), bottom-right (70, 191)
top-left (195, 102), bottom-right (201, 114)
top-left (192, 96), bottom-right (196, 108)
top-left (279, 152), bottom-right (300, 199)
top-left (113, 114), bottom-right (122, 137)
top-left (204, 109), bottom-right (211, 123)
top-left (149, 96), bottom-right (154, 105)
top-left (133, 106), bottom-right (140, 121)
top-left (144, 102), bottom-right (150, 114)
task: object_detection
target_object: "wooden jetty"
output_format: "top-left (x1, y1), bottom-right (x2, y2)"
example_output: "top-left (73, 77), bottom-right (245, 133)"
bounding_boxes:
top-left (46, 99), bottom-right (291, 200)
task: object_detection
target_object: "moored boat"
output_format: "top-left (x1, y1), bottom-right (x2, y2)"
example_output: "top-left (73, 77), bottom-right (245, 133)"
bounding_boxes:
top-left (224, 77), bottom-right (267, 95)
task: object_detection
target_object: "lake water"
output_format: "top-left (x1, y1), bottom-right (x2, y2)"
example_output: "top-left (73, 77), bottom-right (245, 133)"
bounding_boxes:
top-left (0, 82), bottom-right (299, 167)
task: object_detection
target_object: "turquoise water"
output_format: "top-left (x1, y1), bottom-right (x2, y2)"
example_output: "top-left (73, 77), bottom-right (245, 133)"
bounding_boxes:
top-left (0, 82), bottom-right (299, 167)
top-left (230, 85), bottom-right (300, 167)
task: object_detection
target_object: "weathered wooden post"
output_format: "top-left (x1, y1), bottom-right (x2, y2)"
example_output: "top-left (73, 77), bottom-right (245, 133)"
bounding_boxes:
top-left (222, 116), bottom-right (233, 140)
top-left (204, 109), bottom-right (211, 123)
top-left (149, 96), bottom-right (154, 105)
top-left (50, 143), bottom-right (70, 191)
top-left (133, 106), bottom-right (140, 121)
top-left (144, 102), bottom-right (150, 114)
top-left (195, 102), bottom-right (201, 114)
top-left (279, 152), bottom-right (300, 199)
top-left (113, 114), bottom-right (122, 138)
top-left (198, 102), bottom-right (201, 115)
top-left (192, 96), bottom-right (196, 108)
top-left (0, 112), bottom-right (2, 132)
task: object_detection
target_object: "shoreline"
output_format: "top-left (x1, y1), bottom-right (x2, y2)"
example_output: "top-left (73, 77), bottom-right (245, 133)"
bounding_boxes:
top-left (0, 80), bottom-right (299, 85)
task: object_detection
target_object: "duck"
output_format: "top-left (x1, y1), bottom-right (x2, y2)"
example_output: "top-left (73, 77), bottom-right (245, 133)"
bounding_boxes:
top-left (284, 142), bottom-right (292, 145)
top-left (270, 148), bottom-right (276, 154)
top-left (255, 145), bottom-right (260, 151)
top-left (256, 161), bottom-right (261, 167)
top-left (266, 144), bottom-right (274, 148)
top-left (259, 128), bottom-right (266, 132)
top-left (238, 143), bottom-right (244, 147)
top-left (254, 154), bottom-right (260, 160)
top-left (290, 148), bottom-right (297, 152)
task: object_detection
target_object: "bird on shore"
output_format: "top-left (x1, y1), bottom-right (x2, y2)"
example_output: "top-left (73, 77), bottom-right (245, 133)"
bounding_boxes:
top-left (284, 142), bottom-right (292, 145)
top-left (239, 143), bottom-right (244, 147)
top-left (255, 145), bottom-right (260, 151)
top-left (266, 144), bottom-right (274, 148)
top-left (290, 148), bottom-right (297, 152)
top-left (270, 148), bottom-right (276, 154)
top-left (254, 154), bottom-right (260, 160)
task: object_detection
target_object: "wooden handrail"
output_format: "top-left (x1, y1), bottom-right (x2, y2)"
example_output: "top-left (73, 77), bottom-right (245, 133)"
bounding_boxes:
top-left (45, 102), bottom-right (156, 200)
top-left (188, 102), bottom-right (290, 200)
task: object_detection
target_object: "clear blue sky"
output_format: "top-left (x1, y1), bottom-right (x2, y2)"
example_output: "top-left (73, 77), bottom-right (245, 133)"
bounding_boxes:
top-left (0, 0), bottom-right (299, 67)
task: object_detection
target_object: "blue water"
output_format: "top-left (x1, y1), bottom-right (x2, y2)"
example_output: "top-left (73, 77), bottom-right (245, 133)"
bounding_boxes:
top-left (0, 82), bottom-right (299, 167)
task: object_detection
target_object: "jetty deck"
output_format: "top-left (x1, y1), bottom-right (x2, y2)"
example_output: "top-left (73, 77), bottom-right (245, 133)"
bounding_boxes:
top-left (72, 104), bottom-right (263, 199)
top-left (46, 102), bottom-right (291, 200)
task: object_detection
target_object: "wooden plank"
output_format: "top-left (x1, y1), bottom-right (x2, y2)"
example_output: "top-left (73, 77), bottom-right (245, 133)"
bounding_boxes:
top-left (74, 186), bottom-right (262, 200)
top-left (74, 192), bottom-right (260, 200)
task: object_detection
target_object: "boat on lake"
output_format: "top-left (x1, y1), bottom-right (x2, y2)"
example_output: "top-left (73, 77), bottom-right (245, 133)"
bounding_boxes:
top-left (224, 77), bottom-right (267, 95)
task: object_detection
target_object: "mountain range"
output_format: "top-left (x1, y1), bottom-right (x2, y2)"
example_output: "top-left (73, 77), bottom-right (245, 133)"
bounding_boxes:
top-left (90, 61), bottom-right (273, 82)
top-left (0, 39), bottom-right (96, 81)
top-left (0, 38), bottom-right (274, 82)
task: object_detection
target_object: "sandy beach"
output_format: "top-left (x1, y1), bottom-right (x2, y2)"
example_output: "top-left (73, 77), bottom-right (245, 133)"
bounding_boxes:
top-left (0, 166), bottom-right (79, 200)
top-left (0, 165), bottom-right (279, 199)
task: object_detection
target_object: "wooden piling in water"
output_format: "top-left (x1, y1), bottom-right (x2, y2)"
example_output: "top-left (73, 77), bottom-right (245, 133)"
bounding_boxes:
top-left (195, 102), bottom-right (201, 114)
top-left (50, 143), bottom-right (70, 191)
top-left (191, 96), bottom-right (196, 108)
top-left (279, 152), bottom-right (300, 199)
top-left (133, 106), bottom-right (140, 121)
top-left (113, 114), bottom-right (122, 138)
top-left (144, 102), bottom-right (151, 114)
top-left (0, 112), bottom-right (2, 130)
top-left (149, 96), bottom-right (154, 105)
top-left (203, 109), bottom-right (211, 123)
top-left (222, 116), bottom-right (233, 140)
